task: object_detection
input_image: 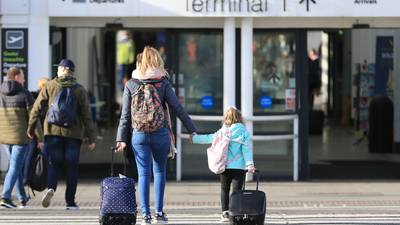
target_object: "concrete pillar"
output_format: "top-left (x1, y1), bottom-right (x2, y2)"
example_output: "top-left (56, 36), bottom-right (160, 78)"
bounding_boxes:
top-left (241, 18), bottom-right (253, 136)
top-left (223, 17), bottom-right (236, 111)
top-left (28, 0), bottom-right (50, 91)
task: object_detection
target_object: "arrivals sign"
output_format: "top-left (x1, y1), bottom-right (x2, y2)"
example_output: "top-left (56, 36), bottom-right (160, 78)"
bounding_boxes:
top-left (1, 28), bottom-right (28, 84)
top-left (49, 0), bottom-right (397, 17)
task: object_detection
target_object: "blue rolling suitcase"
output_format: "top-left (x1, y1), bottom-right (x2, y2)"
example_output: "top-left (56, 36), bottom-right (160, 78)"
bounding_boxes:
top-left (100, 147), bottom-right (137, 225)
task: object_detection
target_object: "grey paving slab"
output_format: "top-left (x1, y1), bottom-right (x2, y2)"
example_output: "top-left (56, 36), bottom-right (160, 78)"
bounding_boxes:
top-left (2, 181), bottom-right (400, 224)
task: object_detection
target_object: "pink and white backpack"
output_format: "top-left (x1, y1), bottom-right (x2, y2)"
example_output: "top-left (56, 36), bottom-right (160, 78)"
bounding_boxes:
top-left (206, 128), bottom-right (244, 174)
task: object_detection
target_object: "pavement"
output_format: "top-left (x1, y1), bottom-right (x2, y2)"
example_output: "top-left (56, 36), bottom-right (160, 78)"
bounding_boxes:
top-left (1, 180), bottom-right (400, 224)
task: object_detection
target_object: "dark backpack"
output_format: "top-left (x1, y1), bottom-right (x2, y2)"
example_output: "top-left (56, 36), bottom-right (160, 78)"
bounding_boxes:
top-left (47, 85), bottom-right (78, 127)
top-left (25, 146), bottom-right (48, 193)
top-left (131, 79), bottom-right (165, 132)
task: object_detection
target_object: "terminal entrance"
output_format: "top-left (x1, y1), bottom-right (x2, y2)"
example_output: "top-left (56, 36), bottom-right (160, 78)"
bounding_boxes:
top-left (49, 25), bottom-right (400, 180)
top-left (307, 29), bottom-right (400, 179)
top-left (50, 27), bottom-right (302, 180)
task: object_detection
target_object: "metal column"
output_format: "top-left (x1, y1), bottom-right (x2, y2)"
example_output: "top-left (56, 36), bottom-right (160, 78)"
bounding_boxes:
top-left (241, 18), bottom-right (254, 139)
top-left (224, 17), bottom-right (236, 111)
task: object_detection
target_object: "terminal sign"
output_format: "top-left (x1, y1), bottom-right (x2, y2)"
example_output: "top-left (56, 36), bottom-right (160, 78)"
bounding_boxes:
top-left (200, 96), bottom-right (214, 109)
top-left (187, 0), bottom-right (268, 13)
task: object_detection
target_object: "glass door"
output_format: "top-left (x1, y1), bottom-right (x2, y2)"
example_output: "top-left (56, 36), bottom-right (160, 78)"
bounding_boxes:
top-left (252, 31), bottom-right (299, 179)
top-left (169, 30), bottom-right (224, 179)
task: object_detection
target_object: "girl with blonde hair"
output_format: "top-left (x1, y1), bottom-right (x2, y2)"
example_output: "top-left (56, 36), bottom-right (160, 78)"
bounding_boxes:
top-left (192, 106), bottom-right (256, 222)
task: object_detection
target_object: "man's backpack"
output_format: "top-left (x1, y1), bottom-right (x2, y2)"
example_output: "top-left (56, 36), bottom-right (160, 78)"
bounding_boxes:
top-left (206, 129), bottom-right (245, 174)
top-left (47, 85), bottom-right (78, 127)
top-left (131, 80), bottom-right (165, 132)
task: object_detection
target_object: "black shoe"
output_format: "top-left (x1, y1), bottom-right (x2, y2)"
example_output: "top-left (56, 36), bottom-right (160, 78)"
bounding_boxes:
top-left (153, 212), bottom-right (168, 224)
top-left (0, 198), bottom-right (17, 209)
top-left (19, 197), bottom-right (30, 209)
top-left (66, 203), bottom-right (80, 210)
top-left (141, 215), bottom-right (152, 225)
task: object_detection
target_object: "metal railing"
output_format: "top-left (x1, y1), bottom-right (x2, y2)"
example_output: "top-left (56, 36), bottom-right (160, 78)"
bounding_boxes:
top-left (176, 114), bottom-right (299, 181)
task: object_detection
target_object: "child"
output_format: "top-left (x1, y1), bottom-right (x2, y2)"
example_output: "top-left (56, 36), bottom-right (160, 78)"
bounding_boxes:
top-left (192, 106), bottom-right (256, 223)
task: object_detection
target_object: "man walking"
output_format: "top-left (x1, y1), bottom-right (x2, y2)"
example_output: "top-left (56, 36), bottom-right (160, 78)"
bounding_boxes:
top-left (27, 59), bottom-right (96, 210)
top-left (0, 67), bottom-right (43, 208)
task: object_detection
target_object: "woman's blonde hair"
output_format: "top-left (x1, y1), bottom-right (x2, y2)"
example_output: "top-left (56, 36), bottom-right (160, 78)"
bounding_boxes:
top-left (224, 107), bottom-right (244, 126)
top-left (139, 46), bottom-right (166, 75)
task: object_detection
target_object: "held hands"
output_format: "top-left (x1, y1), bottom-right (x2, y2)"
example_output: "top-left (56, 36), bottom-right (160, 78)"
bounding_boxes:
top-left (189, 132), bottom-right (197, 144)
top-left (116, 142), bottom-right (127, 152)
top-left (247, 165), bottom-right (256, 173)
top-left (88, 143), bottom-right (96, 151)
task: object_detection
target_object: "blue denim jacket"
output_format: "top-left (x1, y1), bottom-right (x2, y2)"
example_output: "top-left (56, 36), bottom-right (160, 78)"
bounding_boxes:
top-left (116, 78), bottom-right (197, 143)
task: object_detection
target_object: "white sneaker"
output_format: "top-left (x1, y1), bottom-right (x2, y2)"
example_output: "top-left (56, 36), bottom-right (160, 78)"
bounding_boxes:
top-left (41, 189), bottom-right (55, 208)
top-left (220, 211), bottom-right (230, 223)
top-left (66, 203), bottom-right (80, 210)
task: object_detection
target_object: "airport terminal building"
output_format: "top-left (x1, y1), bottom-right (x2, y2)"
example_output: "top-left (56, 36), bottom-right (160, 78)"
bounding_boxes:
top-left (1, 0), bottom-right (400, 180)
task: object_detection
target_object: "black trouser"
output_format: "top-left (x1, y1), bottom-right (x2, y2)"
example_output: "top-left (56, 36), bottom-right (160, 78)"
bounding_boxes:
top-left (220, 169), bottom-right (246, 212)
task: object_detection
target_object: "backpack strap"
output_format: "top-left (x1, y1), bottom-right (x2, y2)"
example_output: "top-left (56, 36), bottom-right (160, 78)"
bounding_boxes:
top-left (230, 138), bottom-right (248, 146)
top-left (131, 78), bottom-right (144, 95)
top-left (131, 78), bottom-right (165, 96)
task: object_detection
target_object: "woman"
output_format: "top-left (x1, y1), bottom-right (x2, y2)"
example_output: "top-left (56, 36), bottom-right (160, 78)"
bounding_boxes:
top-left (116, 46), bottom-right (197, 225)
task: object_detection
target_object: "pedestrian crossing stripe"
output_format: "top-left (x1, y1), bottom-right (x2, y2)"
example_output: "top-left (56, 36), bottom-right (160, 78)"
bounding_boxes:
top-left (2, 213), bottom-right (400, 224)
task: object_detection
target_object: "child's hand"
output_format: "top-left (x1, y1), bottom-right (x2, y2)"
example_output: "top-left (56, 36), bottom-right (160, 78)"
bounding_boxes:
top-left (247, 165), bottom-right (256, 173)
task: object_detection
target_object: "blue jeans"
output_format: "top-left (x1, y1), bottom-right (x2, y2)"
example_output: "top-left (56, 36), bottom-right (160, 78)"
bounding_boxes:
top-left (44, 136), bottom-right (81, 205)
top-left (118, 64), bottom-right (130, 91)
top-left (131, 127), bottom-right (170, 216)
top-left (1, 144), bottom-right (28, 201)
top-left (23, 140), bottom-right (37, 185)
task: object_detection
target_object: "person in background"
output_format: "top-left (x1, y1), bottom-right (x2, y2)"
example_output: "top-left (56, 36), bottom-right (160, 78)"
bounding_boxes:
top-left (23, 77), bottom-right (49, 187)
top-left (117, 31), bottom-right (136, 91)
top-left (27, 59), bottom-right (96, 210)
top-left (308, 48), bottom-right (321, 110)
top-left (192, 106), bottom-right (256, 223)
top-left (0, 67), bottom-right (43, 209)
top-left (31, 77), bottom-right (49, 99)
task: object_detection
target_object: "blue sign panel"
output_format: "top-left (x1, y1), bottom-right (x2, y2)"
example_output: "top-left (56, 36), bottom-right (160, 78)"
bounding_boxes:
top-left (259, 96), bottom-right (272, 109)
top-left (375, 36), bottom-right (393, 95)
top-left (200, 96), bottom-right (214, 109)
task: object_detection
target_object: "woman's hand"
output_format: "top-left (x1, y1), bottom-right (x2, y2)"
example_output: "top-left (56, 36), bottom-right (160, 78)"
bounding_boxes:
top-left (247, 165), bottom-right (256, 173)
top-left (116, 142), bottom-right (127, 152)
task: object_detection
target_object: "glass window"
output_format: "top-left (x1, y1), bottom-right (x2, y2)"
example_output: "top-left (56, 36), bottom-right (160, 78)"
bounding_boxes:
top-left (253, 32), bottom-right (296, 114)
top-left (253, 140), bottom-right (293, 178)
top-left (178, 32), bottom-right (223, 115)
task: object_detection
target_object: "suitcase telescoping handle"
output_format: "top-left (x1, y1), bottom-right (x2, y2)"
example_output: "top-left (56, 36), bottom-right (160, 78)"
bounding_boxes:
top-left (242, 170), bottom-right (260, 191)
top-left (110, 147), bottom-right (128, 177)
